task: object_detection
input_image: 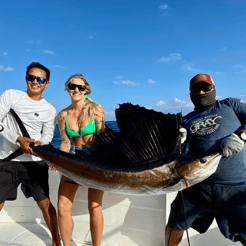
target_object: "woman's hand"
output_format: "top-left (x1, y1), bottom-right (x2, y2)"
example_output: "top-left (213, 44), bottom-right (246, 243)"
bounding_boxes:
top-left (49, 165), bottom-right (59, 172)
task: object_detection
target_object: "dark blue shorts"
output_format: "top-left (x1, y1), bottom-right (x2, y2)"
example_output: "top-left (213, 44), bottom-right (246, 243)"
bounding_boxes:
top-left (167, 182), bottom-right (246, 244)
top-left (0, 161), bottom-right (49, 203)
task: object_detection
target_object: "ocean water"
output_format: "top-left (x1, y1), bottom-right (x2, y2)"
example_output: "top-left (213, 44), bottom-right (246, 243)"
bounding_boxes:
top-left (51, 121), bottom-right (119, 149)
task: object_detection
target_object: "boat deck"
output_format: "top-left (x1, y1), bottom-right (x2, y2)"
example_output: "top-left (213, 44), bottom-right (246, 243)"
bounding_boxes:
top-left (0, 221), bottom-right (242, 246)
top-left (0, 172), bottom-right (242, 246)
top-left (0, 222), bottom-right (86, 246)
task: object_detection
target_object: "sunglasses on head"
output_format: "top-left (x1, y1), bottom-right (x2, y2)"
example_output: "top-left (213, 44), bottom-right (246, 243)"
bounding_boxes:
top-left (190, 85), bottom-right (215, 94)
top-left (26, 74), bottom-right (47, 84)
top-left (67, 83), bottom-right (86, 91)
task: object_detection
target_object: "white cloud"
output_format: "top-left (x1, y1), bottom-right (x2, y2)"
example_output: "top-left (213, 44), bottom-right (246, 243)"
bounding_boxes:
top-left (113, 77), bottom-right (140, 86)
top-left (153, 100), bottom-right (166, 107)
top-left (216, 95), bottom-right (224, 100)
top-left (231, 65), bottom-right (246, 73)
top-left (4, 67), bottom-right (14, 72)
top-left (159, 4), bottom-right (169, 16)
top-left (150, 93), bottom-right (228, 115)
top-left (42, 49), bottom-right (53, 54)
top-left (154, 98), bottom-right (188, 108)
top-left (105, 110), bottom-right (115, 116)
top-left (152, 97), bottom-right (194, 115)
top-left (3, 52), bottom-right (7, 56)
top-left (159, 4), bottom-right (168, 10)
top-left (159, 53), bottom-right (182, 63)
top-left (148, 79), bottom-right (158, 84)
top-left (115, 76), bottom-right (123, 79)
top-left (206, 70), bottom-right (225, 75)
top-left (53, 65), bottom-right (64, 68)
top-left (28, 39), bottom-right (41, 45)
top-left (104, 110), bottom-right (116, 121)
top-left (122, 80), bottom-right (140, 86)
top-left (174, 98), bottom-right (187, 104)
top-left (214, 71), bottom-right (225, 75)
top-left (88, 36), bottom-right (94, 39)
top-left (104, 106), bottom-right (117, 120)
top-left (0, 65), bottom-right (14, 71)
top-left (232, 65), bottom-right (243, 68)
top-left (238, 70), bottom-right (246, 73)
top-left (181, 62), bottom-right (200, 72)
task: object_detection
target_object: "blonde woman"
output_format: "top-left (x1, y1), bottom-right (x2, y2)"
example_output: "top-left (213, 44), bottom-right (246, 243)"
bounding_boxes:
top-left (57, 74), bottom-right (105, 246)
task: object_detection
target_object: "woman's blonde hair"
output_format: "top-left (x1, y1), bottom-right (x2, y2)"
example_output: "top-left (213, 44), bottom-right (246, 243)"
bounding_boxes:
top-left (65, 74), bottom-right (104, 123)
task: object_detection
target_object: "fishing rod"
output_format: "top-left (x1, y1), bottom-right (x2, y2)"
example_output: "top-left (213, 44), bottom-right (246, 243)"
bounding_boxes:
top-left (0, 108), bottom-right (30, 162)
top-left (166, 189), bottom-right (190, 246)
top-left (166, 140), bottom-right (191, 246)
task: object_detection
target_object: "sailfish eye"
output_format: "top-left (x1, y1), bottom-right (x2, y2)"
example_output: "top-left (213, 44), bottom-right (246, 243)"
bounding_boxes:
top-left (200, 158), bottom-right (207, 164)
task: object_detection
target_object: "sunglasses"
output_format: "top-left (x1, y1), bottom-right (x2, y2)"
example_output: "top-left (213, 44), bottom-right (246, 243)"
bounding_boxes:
top-left (67, 83), bottom-right (86, 91)
top-left (190, 85), bottom-right (215, 94)
top-left (26, 74), bottom-right (47, 84)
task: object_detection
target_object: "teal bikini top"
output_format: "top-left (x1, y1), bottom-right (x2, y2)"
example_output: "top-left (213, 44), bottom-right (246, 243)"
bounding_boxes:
top-left (64, 109), bottom-right (96, 137)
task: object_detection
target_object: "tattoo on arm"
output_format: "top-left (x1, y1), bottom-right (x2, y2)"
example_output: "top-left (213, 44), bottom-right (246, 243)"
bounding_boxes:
top-left (59, 132), bottom-right (71, 152)
top-left (95, 112), bottom-right (106, 134)
top-left (57, 111), bottom-right (71, 152)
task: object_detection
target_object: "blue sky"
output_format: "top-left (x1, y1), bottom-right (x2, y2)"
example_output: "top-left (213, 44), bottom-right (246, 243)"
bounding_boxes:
top-left (1, 0), bottom-right (246, 121)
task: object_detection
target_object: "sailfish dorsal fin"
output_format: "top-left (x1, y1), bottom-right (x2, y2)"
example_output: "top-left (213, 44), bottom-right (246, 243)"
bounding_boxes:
top-left (75, 103), bottom-right (182, 166)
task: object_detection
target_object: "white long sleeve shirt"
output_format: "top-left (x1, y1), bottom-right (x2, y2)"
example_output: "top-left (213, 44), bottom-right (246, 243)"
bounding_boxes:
top-left (0, 89), bottom-right (56, 161)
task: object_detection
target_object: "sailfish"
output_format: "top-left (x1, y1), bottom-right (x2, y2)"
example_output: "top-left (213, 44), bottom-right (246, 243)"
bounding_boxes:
top-left (30, 103), bottom-right (222, 196)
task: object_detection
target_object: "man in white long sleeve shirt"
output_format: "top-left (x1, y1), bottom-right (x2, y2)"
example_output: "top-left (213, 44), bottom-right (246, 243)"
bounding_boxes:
top-left (0, 62), bottom-right (61, 246)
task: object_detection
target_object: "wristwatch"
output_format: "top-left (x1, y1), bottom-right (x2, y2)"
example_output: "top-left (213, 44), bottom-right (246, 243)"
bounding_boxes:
top-left (240, 132), bottom-right (246, 141)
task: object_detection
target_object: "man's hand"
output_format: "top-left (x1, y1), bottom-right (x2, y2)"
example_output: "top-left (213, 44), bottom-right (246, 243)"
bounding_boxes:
top-left (221, 133), bottom-right (245, 157)
top-left (16, 136), bottom-right (35, 155)
top-left (179, 127), bottom-right (187, 144)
